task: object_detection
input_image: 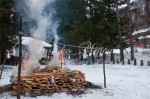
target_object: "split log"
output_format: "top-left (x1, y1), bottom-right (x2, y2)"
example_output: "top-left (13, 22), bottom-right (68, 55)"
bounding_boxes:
top-left (11, 67), bottom-right (86, 95)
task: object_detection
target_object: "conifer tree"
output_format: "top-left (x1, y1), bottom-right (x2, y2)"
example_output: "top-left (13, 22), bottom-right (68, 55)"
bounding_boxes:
top-left (0, 0), bottom-right (17, 64)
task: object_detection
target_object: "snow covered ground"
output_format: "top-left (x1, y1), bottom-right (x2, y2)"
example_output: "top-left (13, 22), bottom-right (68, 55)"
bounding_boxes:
top-left (0, 49), bottom-right (150, 99)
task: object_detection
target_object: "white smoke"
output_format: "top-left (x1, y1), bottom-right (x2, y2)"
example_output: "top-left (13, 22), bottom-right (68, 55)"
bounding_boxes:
top-left (12, 0), bottom-right (60, 77)
top-left (49, 43), bottom-right (60, 66)
top-left (26, 0), bottom-right (60, 68)
top-left (26, 0), bottom-right (58, 40)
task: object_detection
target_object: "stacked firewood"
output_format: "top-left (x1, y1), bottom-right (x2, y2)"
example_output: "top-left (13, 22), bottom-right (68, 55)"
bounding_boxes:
top-left (11, 67), bottom-right (86, 95)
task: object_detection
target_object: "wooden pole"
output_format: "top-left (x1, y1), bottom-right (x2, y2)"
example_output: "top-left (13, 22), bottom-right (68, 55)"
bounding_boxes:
top-left (17, 16), bottom-right (22, 99)
top-left (0, 51), bottom-right (7, 79)
top-left (140, 60), bottom-right (144, 66)
top-left (0, 49), bottom-right (1, 65)
top-left (60, 46), bottom-right (66, 68)
top-left (148, 61), bottom-right (150, 66)
top-left (103, 51), bottom-right (106, 88)
top-left (60, 52), bottom-right (62, 68)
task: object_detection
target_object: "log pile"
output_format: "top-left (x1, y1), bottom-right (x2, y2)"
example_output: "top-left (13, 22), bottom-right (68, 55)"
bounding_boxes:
top-left (11, 67), bottom-right (86, 95)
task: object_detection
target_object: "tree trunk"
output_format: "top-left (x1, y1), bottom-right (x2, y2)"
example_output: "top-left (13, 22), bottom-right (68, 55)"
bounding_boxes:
top-left (116, 0), bottom-right (124, 61)
top-left (144, 38), bottom-right (147, 48)
top-left (110, 35), bottom-right (114, 61)
top-left (0, 49), bottom-right (1, 65)
top-left (127, 0), bottom-right (134, 60)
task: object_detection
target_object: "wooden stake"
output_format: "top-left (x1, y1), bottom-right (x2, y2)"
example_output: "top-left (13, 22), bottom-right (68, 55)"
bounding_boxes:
top-left (140, 60), bottom-right (144, 66)
top-left (147, 61), bottom-right (150, 66)
top-left (122, 59), bottom-right (125, 65)
top-left (0, 51), bottom-right (7, 79)
top-left (60, 53), bottom-right (62, 68)
top-left (134, 59), bottom-right (137, 66)
top-left (103, 51), bottom-right (106, 88)
top-left (128, 59), bottom-right (130, 65)
top-left (17, 16), bottom-right (22, 99)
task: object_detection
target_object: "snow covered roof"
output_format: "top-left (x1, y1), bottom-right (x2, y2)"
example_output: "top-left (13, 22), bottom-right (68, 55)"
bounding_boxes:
top-left (22, 37), bottom-right (52, 47)
top-left (132, 27), bottom-right (150, 35)
top-left (145, 35), bottom-right (150, 38)
top-left (138, 35), bottom-right (150, 39)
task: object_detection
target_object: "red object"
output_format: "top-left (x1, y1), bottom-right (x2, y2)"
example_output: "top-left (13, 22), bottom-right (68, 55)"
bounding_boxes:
top-left (60, 49), bottom-right (65, 68)
top-left (137, 44), bottom-right (143, 48)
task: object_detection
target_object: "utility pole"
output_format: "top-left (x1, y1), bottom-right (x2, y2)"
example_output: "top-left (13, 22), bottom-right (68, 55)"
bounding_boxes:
top-left (17, 16), bottom-right (22, 99)
top-left (127, 0), bottom-right (134, 60)
top-left (116, 0), bottom-right (124, 61)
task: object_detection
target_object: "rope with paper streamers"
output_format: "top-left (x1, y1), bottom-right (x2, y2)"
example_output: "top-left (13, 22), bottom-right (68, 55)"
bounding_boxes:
top-left (5, 31), bottom-right (111, 56)
top-left (19, 31), bottom-right (111, 52)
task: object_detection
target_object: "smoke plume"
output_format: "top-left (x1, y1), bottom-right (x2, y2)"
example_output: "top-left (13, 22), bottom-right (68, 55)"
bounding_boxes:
top-left (15, 0), bottom-right (59, 41)
top-left (14, 0), bottom-right (60, 76)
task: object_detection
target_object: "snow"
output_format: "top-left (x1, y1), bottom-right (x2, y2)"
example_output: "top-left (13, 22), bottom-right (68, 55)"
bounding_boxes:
top-left (0, 48), bottom-right (150, 99)
top-left (124, 48), bottom-right (150, 64)
top-left (22, 37), bottom-right (52, 47)
top-left (113, 49), bottom-right (120, 54)
top-left (138, 35), bottom-right (150, 39)
top-left (0, 66), bottom-right (12, 86)
top-left (132, 27), bottom-right (150, 36)
top-left (145, 35), bottom-right (150, 38)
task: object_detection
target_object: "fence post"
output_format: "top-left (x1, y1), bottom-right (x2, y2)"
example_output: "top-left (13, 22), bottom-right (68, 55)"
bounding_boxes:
top-left (134, 59), bottom-right (137, 66)
top-left (0, 51), bottom-right (7, 79)
top-left (117, 59), bottom-right (119, 64)
top-left (128, 59), bottom-right (130, 65)
top-left (140, 60), bottom-right (144, 66)
top-left (113, 59), bottom-right (115, 64)
top-left (87, 53), bottom-right (90, 65)
top-left (147, 61), bottom-right (150, 66)
top-left (122, 59), bottom-right (124, 65)
top-left (111, 52), bottom-right (114, 61)
top-left (103, 52), bottom-right (106, 88)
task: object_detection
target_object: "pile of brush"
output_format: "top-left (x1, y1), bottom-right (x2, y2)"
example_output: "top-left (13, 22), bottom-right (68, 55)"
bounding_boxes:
top-left (11, 66), bottom-right (86, 95)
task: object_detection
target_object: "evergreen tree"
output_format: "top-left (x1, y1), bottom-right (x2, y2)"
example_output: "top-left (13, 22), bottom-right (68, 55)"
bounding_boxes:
top-left (56, 0), bottom-right (127, 48)
top-left (61, 0), bottom-right (122, 46)
top-left (0, 0), bottom-right (18, 63)
top-left (54, 0), bottom-right (81, 44)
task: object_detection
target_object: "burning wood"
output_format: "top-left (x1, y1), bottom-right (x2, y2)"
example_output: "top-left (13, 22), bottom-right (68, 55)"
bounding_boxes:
top-left (11, 66), bottom-right (87, 95)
